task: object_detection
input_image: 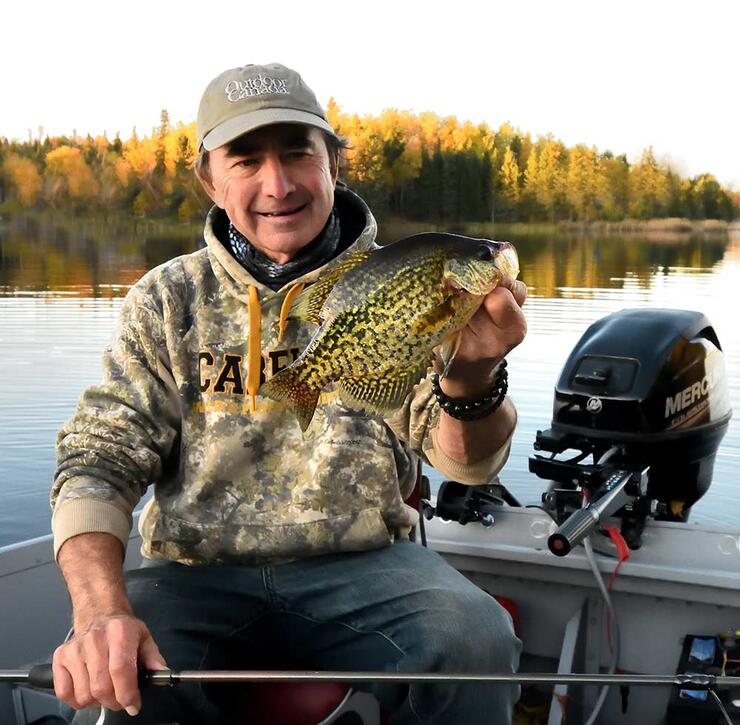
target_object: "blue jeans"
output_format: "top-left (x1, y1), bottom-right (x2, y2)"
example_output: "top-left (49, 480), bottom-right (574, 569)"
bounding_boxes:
top-left (106, 540), bottom-right (521, 724)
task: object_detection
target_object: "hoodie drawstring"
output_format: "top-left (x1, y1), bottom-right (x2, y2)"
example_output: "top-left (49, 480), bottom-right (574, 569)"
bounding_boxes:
top-left (248, 282), bottom-right (303, 413)
top-left (278, 282), bottom-right (305, 342)
top-left (247, 285), bottom-right (262, 413)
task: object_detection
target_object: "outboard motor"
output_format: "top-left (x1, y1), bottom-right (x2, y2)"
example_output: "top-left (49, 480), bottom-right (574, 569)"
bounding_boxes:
top-left (529, 309), bottom-right (732, 556)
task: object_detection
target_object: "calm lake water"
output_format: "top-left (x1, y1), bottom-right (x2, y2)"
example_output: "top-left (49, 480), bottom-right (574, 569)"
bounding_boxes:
top-left (1, 215), bottom-right (739, 548)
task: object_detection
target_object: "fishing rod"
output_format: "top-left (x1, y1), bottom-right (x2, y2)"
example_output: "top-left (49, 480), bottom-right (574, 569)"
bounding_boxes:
top-left (2, 664), bottom-right (739, 692)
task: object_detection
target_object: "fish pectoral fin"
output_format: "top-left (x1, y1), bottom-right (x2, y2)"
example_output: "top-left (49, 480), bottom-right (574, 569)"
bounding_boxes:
top-left (259, 368), bottom-right (321, 433)
top-left (438, 330), bottom-right (463, 378)
top-left (409, 297), bottom-right (457, 338)
top-left (340, 361), bottom-right (431, 416)
top-left (289, 251), bottom-right (372, 324)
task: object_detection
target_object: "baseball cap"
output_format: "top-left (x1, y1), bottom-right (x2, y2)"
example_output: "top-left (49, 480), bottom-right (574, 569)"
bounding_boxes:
top-left (196, 63), bottom-right (337, 151)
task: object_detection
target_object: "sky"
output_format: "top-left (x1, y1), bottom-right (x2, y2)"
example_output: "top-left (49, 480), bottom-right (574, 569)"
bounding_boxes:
top-left (2, 0), bottom-right (738, 189)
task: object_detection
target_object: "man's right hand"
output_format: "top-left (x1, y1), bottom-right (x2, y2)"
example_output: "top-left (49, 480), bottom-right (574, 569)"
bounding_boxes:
top-left (55, 531), bottom-right (167, 716)
top-left (52, 613), bottom-right (167, 715)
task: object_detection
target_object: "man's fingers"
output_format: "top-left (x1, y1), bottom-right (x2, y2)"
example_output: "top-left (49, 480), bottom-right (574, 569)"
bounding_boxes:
top-left (85, 623), bottom-right (147, 713)
top-left (464, 281), bottom-right (527, 361)
top-left (108, 643), bottom-right (141, 715)
top-left (83, 630), bottom-right (120, 710)
top-left (52, 614), bottom-right (157, 715)
top-left (511, 279), bottom-right (527, 307)
top-left (107, 616), bottom-right (151, 715)
top-left (64, 648), bottom-right (94, 709)
top-left (480, 285), bottom-right (527, 330)
top-left (497, 275), bottom-right (527, 307)
top-left (107, 626), bottom-right (167, 717)
top-left (52, 656), bottom-right (75, 708)
top-left (53, 643), bottom-right (91, 710)
top-left (139, 631), bottom-right (168, 671)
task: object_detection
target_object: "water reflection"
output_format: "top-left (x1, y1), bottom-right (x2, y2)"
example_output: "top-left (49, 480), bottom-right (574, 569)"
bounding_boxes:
top-left (0, 215), bottom-right (737, 547)
top-left (514, 233), bottom-right (727, 297)
top-left (0, 215), bottom-right (729, 298)
top-left (0, 215), bottom-right (203, 295)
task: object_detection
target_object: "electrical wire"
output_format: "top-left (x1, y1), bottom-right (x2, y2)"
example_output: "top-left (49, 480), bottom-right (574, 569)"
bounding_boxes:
top-left (552, 445), bottom-right (732, 725)
top-left (583, 535), bottom-right (620, 725)
top-left (582, 449), bottom-right (622, 725)
top-left (709, 688), bottom-right (733, 725)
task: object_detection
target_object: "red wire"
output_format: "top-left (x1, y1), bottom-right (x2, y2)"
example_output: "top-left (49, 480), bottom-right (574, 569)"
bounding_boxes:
top-left (602, 526), bottom-right (630, 651)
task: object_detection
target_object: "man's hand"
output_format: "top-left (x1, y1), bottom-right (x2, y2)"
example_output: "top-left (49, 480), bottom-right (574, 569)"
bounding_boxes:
top-left (442, 275), bottom-right (528, 398)
top-left (53, 613), bottom-right (166, 715)
top-left (434, 276), bottom-right (527, 467)
top-left (55, 532), bottom-right (167, 715)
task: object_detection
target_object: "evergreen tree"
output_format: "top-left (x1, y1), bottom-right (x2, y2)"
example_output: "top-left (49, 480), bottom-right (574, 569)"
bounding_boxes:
top-left (0, 105), bottom-right (736, 223)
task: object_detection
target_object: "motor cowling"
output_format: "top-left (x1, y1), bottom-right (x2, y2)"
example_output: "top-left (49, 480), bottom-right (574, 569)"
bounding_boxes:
top-left (547, 308), bottom-right (731, 520)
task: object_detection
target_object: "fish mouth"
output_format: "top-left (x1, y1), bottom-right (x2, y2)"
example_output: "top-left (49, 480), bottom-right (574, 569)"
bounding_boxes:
top-left (257, 203), bottom-right (309, 219)
top-left (495, 244), bottom-right (520, 279)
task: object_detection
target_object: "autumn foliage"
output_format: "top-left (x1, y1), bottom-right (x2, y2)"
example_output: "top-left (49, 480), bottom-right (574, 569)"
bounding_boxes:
top-left (1, 105), bottom-right (737, 223)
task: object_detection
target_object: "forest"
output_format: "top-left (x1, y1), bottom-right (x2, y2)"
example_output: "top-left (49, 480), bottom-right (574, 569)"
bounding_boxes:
top-left (1, 102), bottom-right (737, 224)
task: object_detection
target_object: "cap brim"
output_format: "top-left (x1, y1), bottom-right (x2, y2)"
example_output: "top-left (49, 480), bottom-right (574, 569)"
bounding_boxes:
top-left (202, 108), bottom-right (337, 151)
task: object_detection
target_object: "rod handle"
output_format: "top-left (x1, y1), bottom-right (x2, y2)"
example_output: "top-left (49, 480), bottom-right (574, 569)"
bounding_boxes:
top-left (28, 663), bottom-right (54, 689)
top-left (22, 664), bottom-right (153, 690)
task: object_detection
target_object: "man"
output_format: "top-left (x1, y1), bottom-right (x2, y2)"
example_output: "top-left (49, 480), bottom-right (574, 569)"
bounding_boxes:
top-left (51, 63), bottom-right (527, 724)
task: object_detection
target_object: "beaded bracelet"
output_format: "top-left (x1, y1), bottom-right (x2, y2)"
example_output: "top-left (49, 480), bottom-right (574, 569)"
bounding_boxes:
top-left (431, 360), bottom-right (508, 421)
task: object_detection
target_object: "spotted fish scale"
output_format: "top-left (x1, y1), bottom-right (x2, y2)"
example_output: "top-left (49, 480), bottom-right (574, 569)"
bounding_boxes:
top-left (260, 232), bottom-right (519, 431)
top-left (307, 249), bottom-right (444, 378)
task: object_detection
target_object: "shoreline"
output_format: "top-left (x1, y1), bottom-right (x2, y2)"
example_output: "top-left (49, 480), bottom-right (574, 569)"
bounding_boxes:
top-left (2, 210), bottom-right (737, 240)
top-left (558, 217), bottom-right (735, 233)
top-left (378, 216), bottom-right (737, 241)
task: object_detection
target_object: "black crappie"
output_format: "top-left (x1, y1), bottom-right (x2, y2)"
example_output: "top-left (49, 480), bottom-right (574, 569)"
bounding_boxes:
top-left (260, 232), bottom-right (519, 431)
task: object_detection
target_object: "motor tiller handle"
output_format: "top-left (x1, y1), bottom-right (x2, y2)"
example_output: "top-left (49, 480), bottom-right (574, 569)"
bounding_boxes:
top-left (547, 469), bottom-right (636, 556)
top-left (548, 508), bottom-right (598, 556)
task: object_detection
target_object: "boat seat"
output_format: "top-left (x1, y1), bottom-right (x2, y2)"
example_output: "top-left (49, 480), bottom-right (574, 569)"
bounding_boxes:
top-left (249, 682), bottom-right (383, 724)
top-left (61, 684), bottom-right (377, 725)
top-left (249, 681), bottom-right (348, 724)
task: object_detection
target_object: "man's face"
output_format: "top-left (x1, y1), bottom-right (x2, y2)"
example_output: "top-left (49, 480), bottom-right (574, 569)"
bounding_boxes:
top-left (201, 124), bottom-right (338, 264)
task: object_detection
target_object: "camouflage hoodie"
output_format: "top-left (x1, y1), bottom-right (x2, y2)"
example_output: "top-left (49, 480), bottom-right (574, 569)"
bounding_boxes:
top-left (51, 187), bottom-right (512, 565)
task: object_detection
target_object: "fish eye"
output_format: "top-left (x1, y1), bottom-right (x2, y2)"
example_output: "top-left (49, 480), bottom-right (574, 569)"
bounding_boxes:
top-left (476, 245), bottom-right (493, 261)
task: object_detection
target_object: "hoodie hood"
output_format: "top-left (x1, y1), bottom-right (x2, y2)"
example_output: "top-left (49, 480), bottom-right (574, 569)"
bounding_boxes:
top-left (204, 184), bottom-right (378, 303)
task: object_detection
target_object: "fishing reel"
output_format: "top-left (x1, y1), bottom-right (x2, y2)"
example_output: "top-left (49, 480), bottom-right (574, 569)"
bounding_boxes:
top-left (422, 478), bottom-right (521, 527)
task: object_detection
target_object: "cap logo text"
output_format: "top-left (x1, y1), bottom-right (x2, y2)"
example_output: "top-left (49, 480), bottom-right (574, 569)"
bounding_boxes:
top-left (225, 75), bottom-right (289, 102)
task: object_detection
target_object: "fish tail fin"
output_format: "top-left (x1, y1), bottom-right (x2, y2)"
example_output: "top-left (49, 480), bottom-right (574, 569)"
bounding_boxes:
top-left (260, 368), bottom-right (321, 432)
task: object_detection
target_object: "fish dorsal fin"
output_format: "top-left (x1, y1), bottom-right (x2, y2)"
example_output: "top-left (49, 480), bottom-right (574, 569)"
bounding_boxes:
top-left (289, 250), bottom-right (372, 324)
top-left (339, 358), bottom-right (432, 416)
